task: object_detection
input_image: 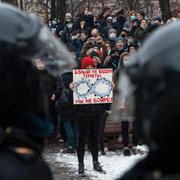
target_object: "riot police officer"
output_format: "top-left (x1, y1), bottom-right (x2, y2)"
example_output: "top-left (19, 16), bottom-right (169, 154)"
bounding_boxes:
top-left (114, 21), bottom-right (180, 180)
top-left (0, 3), bottom-right (75, 180)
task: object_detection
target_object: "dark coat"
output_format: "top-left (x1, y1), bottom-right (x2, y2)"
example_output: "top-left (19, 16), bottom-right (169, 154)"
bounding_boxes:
top-left (0, 128), bottom-right (53, 180)
top-left (76, 103), bottom-right (104, 119)
top-left (57, 70), bottom-right (105, 120)
top-left (117, 150), bottom-right (180, 180)
top-left (38, 70), bottom-right (56, 98)
top-left (56, 71), bottom-right (77, 121)
top-left (116, 15), bottom-right (126, 34)
top-left (36, 69), bottom-right (56, 120)
top-left (134, 26), bottom-right (149, 44)
top-left (71, 38), bottom-right (84, 61)
top-left (0, 149), bottom-right (53, 180)
top-left (74, 67), bottom-right (105, 119)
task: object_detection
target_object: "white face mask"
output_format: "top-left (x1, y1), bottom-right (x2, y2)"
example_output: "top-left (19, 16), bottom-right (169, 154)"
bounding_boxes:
top-left (109, 33), bottom-right (116, 40)
top-left (127, 39), bottom-right (135, 45)
top-left (52, 20), bottom-right (56, 25)
top-left (67, 23), bottom-right (73, 29)
top-left (50, 28), bottom-right (56, 33)
top-left (112, 17), bottom-right (117, 23)
top-left (67, 17), bottom-right (72, 22)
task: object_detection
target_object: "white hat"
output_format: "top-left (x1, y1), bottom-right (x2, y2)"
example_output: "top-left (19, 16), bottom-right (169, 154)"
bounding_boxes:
top-left (107, 16), bottom-right (113, 20)
top-left (65, 13), bottom-right (72, 17)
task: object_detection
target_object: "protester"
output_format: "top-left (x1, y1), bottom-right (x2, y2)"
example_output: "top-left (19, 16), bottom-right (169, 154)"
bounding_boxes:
top-left (56, 70), bottom-right (78, 153)
top-left (61, 13), bottom-right (75, 48)
top-left (70, 56), bottom-right (106, 176)
top-left (81, 28), bottom-right (107, 62)
top-left (134, 19), bottom-right (149, 45)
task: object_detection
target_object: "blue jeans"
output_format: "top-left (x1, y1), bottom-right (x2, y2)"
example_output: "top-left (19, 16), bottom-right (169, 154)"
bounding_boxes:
top-left (64, 120), bottom-right (77, 149)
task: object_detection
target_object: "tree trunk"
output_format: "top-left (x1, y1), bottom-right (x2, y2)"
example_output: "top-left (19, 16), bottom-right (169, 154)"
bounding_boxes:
top-left (1, 0), bottom-right (17, 6)
top-left (127, 0), bottom-right (133, 11)
top-left (159, 0), bottom-right (172, 22)
top-left (122, 0), bottom-right (140, 12)
top-left (51, 0), bottom-right (56, 21)
top-left (57, 0), bottom-right (66, 22)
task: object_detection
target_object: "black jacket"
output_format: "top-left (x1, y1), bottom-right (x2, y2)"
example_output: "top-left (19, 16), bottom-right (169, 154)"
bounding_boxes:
top-left (57, 71), bottom-right (105, 120)
top-left (0, 127), bottom-right (53, 180)
top-left (76, 103), bottom-right (104, 119)
top-left (56, 71), bottom-right (77, 121)
top-left (117, 150), bottom-right (180, 180)
top-left (0, 148), bottom-right (53, 180)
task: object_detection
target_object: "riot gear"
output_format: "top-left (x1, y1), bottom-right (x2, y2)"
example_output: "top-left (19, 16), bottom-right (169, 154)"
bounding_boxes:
top-left (125, 21), bottom-right (180, 151)
top-left (0, 3), bottom-right (75, 139)
top-left (0, 2), bottom-right (77, 180)
top-left (116, 20), bottom-right (180, 180)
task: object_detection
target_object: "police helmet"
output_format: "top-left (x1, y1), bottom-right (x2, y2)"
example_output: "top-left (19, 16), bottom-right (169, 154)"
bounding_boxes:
top-left (112, 21), bottom-right (180, 151)
top-left (0, 3), bottom-right (75, 139)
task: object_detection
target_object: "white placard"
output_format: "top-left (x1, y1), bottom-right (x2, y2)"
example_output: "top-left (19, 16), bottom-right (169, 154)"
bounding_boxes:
top-left (73, 68), bottom-right (113, 104)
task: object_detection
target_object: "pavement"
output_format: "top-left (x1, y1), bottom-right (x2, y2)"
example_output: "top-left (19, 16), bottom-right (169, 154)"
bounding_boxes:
top-left (44, 142), bottom-right (91, 180)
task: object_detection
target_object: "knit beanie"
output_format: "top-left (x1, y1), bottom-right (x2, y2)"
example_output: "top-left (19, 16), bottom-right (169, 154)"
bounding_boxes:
top-left (81, 56), bottom-right (95, 69)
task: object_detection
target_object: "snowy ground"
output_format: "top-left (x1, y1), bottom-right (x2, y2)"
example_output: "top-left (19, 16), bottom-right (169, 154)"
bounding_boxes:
top-left (46, 145), bottom-right (148, 180)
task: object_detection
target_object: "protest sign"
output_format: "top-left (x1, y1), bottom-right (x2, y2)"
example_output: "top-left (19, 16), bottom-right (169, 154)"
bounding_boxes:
top-left (73, 68), bottom-right (113, 104)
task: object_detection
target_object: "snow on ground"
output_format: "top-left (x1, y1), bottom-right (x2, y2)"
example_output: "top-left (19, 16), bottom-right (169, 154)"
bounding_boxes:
top-left (54, 145), bottom-right (148, 180)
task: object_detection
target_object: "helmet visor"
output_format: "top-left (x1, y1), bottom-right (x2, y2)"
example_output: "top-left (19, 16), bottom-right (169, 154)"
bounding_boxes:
top-left (32, 26), bottom-right (76, 76)
top-left (110, 70), bottom-right (136, 122)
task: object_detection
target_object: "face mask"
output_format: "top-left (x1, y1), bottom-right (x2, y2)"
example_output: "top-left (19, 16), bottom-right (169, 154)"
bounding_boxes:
top-left (117, 47), bottom-right (123, 52)
top-left (67, 17), bottom-right (72, 22)
top-left (121, 33), bottom-right (127, 38)
top-left (130, 15), bottom-right (136, 21)
top-left (112, 18), bottom-right (117, 23)
top-left (50, 28), bottom-right (56, 33)
top-left (107, 19), bottom-right (112, 23)
top-left (52, 20), bottom-right (56, 25)
top-left (109, 33), bottom-right (117, 40)
top-left (127, 39), bottom-right (135, 45)
top-left (67, 23), bottom-right (73, 29)
top-left (71, 35), bottom-right (77, 40)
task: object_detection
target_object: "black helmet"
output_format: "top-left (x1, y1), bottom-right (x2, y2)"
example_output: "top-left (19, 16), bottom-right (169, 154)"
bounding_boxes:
top-left (0, 3), bottom-right (75, 139)
top-left (112, 21), bottom-right (180, 152)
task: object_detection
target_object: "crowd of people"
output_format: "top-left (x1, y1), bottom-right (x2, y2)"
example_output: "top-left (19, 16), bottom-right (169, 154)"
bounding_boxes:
top-left (44, 7), bottom-right (180, 176)
top-left (1, 1), bottom-right (180, 179)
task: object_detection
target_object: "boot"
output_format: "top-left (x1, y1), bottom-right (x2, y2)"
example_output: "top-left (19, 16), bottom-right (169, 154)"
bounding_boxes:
top-left (67, 146), bottom-right (75, 153)
top-left (93, 161), bottom-right (106, 173)
top-left (101, 150), bottom-right (106, 155)
top-left (78, 163), bottom-right (84, 175)
top-left (123, 146), bottom-right (131, 156)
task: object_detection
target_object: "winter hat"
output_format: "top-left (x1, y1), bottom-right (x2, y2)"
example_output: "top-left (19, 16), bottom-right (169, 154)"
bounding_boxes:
top-left (107, 16), bottom-right (113, 20)
top-left (154, 16), bottom-right (162, 23)
top-left (109, 28), bottom-right (117, 34)
top-left (81, 56), bottom-right (95, 69)
top-left (65, 13), bottom-right (72, 18)
top-left (115, 37), bottom-right (124, 43)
